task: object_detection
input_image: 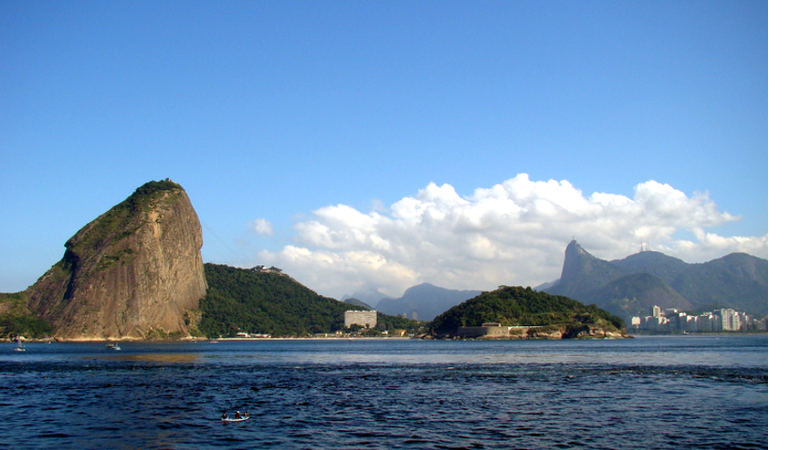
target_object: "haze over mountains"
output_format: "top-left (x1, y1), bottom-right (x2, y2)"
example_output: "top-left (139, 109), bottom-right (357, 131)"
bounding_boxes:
top-left (351, 240), bottom-right (768, 322)
top-left (542, 240), bottom-right (767, 319)
top-left (345, 283), bottom-right (482, 321)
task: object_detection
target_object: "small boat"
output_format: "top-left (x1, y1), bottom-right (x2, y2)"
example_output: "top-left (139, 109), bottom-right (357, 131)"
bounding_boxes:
top-left (221, 416), bottom-right (250, 423)
top-left (221, 412), bottom-right (250, 422)
top-left (13, 337), bottom-right (25, 352)
top-left (105, 343), bottom-right (121, 350)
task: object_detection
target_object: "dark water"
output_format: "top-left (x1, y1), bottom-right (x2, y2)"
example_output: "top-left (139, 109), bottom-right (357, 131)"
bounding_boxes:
top-left (0, 336), bottom-right (767, 449)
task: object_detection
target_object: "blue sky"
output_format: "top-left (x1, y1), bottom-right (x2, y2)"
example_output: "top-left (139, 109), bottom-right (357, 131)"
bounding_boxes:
top-left (1, 0), bottom-right (771, 299)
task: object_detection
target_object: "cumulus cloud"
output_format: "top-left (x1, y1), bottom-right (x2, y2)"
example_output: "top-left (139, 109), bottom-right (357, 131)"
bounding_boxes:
top-left (254, 174), bottom-right (767, 299)
top-left (250, 218), bottom-right (274, 236)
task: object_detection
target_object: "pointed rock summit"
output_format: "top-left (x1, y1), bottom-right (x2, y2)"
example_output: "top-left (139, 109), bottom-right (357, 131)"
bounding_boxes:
top-left (26, 180), bottom-right (207, 340)
top-left (545, 240), bottom-right (767, 318)
top-left (554, 240), bottom-right (623, 298)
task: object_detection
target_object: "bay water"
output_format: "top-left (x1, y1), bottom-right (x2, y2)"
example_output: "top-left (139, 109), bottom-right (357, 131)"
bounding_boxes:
top-left (0, 335), bottom-right (767, 449)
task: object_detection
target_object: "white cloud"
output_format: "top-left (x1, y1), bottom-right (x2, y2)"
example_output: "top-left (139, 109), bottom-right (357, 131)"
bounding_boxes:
top-left (257, 246), bottom-right (418, 300)
top-left (254, 174), bottom-right (767, 299)
top-left (250, 218), bottom-right (274, 236)
top-left (670, 232), bottom-right (769, 262)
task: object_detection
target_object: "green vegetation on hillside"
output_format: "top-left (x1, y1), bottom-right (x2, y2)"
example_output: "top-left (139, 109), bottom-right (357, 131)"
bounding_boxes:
top-left (0, 292), bottom-right (54, 339)
top-left (428, 286), bottom-right (625, 337)
top-left (66, 179), bottom-right (183, 257)
top-left (200, 264), bottom-right (422, 337)
top-left (586, 272), bottom-right (691, 319)
top-left (0, 313), bottom-right (54, 339)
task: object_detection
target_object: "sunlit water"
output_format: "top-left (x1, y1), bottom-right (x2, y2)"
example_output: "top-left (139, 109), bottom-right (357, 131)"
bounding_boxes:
top-left (0, 335), bottom-right (767, 449)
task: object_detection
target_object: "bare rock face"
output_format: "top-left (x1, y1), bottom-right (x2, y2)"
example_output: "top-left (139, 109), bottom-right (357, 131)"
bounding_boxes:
top-left (26, 180), bottom-right (207, 340)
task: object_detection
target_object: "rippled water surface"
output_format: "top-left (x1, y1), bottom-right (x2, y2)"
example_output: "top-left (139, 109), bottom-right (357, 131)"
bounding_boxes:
top-left (0, 335), bottom-right (767, 449)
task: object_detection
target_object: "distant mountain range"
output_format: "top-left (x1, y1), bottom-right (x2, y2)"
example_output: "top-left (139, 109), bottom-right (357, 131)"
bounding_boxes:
top-left (541, 240), bottom-right (768, 319)
top-left (345, 283), bottom-right (483, 321)
top-left (351, 240), bottom-right (768, 324)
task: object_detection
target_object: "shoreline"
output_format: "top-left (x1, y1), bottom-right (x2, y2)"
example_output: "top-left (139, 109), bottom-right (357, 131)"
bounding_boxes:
top-left (11, 332), bottom-right (766, 344)
top-left (10, 336), bottom-right (416, 344)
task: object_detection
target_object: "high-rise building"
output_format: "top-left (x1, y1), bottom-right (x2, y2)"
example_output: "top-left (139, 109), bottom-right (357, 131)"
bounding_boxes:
top-left (720, 308), bottom-right (741, 331)
top-left (344, 310), bottom-right (378, 328)
top-left (652, 305), bottom-right (662, 318)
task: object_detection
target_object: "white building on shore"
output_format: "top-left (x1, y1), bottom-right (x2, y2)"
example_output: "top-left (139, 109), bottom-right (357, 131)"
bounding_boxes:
top-left (630, 305), bottom-right (760, 332)
top-left (345, 310), bottom-right (378, 329)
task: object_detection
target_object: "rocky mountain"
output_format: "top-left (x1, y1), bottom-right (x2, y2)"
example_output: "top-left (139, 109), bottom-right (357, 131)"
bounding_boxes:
top-left (22, 180), bottom-right (207, 340)
top-left (374, 283), bottom-right (484, 321)
top-left (544, 240), bottom-right (768, 318)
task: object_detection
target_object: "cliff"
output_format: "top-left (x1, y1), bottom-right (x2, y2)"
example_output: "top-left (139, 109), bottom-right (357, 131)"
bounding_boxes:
top-left (25, 180), bottom-right (207, 340)
top-left (545, 240), bottom-right (768, 317)
top-left (554, 240), bottom-right (625, 299)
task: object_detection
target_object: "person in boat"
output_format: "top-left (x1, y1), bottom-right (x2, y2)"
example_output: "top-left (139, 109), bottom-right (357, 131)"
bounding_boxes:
top-left (234, 411), bottom-right (242, 419)
top-left (221, 412), bottom-right (227, 419)
top-left (244, 411), bottom-right (249, 418)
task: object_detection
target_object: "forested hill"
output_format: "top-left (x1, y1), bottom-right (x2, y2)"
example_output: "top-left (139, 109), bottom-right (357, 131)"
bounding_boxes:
top-left (200, 264), bottom-right (419, 337)
top-left (428, 286), bottom-right (626, 338)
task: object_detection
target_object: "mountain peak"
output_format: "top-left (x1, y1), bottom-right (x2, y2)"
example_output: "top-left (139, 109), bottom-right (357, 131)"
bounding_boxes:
top-left (564, 239), bottom-right (582, 255)
top-left (376, 283), bottom-right (483, 321)
top-left (554, 241), bottom-right (622, 298)
top-left (25, 179), bottom-right (207, 340)
top-left (544, 241), bottom-right (767, 317)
